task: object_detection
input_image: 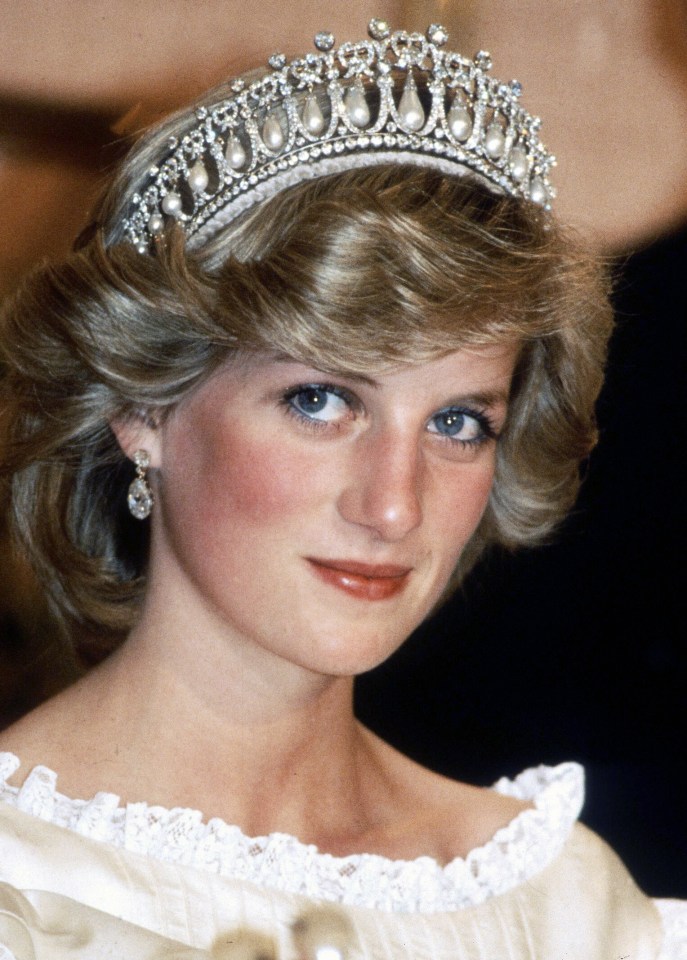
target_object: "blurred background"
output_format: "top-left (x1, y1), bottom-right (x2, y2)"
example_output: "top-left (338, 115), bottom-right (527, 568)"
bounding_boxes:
top-left (1, 0), bottom-right (686, 894)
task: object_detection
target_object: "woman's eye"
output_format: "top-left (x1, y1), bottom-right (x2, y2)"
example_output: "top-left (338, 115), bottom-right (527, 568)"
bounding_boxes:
top-left (285, 385), bottom-right (352, 423)
top-left (428, 408), bottom-right (492, 445)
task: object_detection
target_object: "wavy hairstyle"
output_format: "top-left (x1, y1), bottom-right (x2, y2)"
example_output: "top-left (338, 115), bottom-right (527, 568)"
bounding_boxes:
top-left (0, 99), bottom-right (613, 660)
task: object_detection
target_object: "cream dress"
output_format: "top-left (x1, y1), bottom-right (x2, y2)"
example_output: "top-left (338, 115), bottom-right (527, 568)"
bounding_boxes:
top-left (0, 755), bottom-right (684, 959)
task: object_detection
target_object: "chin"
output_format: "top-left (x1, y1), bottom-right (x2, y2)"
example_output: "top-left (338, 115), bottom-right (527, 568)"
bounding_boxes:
top-left (293, 620), bottom-right (416, 678)
top-left (299, 586), bottom-right (446, 677)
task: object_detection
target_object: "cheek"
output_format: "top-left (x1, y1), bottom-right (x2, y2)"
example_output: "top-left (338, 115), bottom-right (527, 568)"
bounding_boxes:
top-left (435, 462), bottom-right (496, 561)
top-left (167, 420), bottom-right (322, 543)
top-left (463, 467), bottom-right (496, 523)
top-left (209, 445), bottom-right (295, 523)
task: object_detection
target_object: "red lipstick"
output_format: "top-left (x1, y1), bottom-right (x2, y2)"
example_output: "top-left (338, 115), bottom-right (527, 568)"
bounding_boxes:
top-left (307, 558), bottom-right (411, 601)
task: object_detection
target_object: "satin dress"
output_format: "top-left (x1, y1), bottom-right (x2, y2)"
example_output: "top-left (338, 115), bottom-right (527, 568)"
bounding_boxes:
top-left (0, 756), bottom-right (683, 959)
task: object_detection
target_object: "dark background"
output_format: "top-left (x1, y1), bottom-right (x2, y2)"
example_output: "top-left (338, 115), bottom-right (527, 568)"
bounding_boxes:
top-left (357, 223), bottom-right (687, 897)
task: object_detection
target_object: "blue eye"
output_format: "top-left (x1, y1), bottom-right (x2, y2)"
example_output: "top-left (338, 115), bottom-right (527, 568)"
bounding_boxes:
top-left (428, 407), bottom-right (494, 445)
top-left (284, 384), bottom-right (353, 424)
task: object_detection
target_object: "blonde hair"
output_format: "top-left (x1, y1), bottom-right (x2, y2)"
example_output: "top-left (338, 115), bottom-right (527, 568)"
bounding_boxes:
top-left (1, 145), bottom-right (612, 660)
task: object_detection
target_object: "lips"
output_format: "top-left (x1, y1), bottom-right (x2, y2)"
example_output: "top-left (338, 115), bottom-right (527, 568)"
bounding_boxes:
top-left (306, 558), bottom-right (412, 601)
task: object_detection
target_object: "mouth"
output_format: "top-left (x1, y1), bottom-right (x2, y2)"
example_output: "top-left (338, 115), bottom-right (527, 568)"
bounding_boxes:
top-left (306, 558), bottom-right (412, 601)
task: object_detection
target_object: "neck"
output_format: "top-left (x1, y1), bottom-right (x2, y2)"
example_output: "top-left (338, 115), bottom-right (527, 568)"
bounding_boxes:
top-left (61, 588), bottom-right (382, 845)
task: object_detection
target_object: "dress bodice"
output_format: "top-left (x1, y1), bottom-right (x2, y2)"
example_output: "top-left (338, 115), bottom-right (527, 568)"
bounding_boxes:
top-left (0, 753), bottom-right (582, 912)
top-left (0, 753), bottom-right (684, 959)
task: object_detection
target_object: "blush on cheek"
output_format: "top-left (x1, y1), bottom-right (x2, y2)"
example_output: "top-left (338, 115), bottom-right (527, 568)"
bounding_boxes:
top-left (196, 430), bottom-right (320, 529)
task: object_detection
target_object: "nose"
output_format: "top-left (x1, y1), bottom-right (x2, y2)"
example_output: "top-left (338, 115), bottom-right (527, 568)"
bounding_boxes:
top-left (336, 427), bottom-right (423, 542)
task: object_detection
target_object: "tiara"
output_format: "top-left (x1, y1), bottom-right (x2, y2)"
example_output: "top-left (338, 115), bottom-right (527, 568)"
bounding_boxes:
top-left (123, 19), bottom-right (556, 253)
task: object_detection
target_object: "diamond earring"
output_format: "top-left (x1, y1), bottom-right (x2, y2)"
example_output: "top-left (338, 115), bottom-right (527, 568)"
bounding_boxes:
top-left (127, 449), bottom-right (154, 520)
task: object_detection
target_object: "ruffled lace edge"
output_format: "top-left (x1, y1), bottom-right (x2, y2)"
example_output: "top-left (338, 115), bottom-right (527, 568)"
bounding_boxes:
top-left (0, 752), bottom-right (583, 913)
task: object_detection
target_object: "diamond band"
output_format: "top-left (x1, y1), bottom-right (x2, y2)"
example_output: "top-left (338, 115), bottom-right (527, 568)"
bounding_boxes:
top-left (122, 21), bottom-right (556, 253)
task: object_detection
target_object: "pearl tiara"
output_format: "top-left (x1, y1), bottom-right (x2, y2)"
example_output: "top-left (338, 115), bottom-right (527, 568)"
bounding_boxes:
top-left (123, 19), bottom-right (556, 253)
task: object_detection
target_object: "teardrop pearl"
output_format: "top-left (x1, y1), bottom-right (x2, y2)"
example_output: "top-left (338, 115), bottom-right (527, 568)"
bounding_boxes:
top-left (509, 145), bottom-right (528, 181)
top-left (529, 176), bottom-right (548, 205)
top-left (262, 115), bottom-right (285, 151)
top-left (484, 123), bottom-right (506, 159)
top-left (161, 192), bottom-right (182, 217)
top-left (398, 79), bottom-right (425, 132)
top-left (147, 213), bottom-right (165, 235)
top-left (302, 96), bottom-right (326, 135)
top-left (344, 85), bottom-right (370, 129)
top-left (225, 136), bottom-right (247, 170)
top-left (447, 104), bottom-right (472, 142)
top-left (187, 161), bottom-right (209, 194)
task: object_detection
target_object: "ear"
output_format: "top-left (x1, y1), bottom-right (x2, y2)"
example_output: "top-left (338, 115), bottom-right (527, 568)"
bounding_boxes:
top-left (110, 411), bottom-right (162, 467)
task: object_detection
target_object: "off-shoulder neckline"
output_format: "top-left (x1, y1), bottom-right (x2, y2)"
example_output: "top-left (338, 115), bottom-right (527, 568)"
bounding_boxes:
top-left (0, 752), bottom-right (584, 912)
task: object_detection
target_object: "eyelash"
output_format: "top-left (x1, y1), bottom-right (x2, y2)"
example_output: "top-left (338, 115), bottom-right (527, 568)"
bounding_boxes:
top-left (280, 383), bottom-right (358, 431)
top-left (431, 407), bottom-right (498, 449)
top-left (280, 383), bottom-right (499, 447)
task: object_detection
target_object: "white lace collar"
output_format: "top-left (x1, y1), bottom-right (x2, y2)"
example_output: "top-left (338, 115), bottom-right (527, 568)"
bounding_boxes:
top-left (0, 753), bottom-right (583, 913)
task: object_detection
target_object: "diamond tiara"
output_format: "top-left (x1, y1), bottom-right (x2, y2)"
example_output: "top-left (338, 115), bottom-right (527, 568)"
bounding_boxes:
top-left (123, 19), bottom-right (556, 253)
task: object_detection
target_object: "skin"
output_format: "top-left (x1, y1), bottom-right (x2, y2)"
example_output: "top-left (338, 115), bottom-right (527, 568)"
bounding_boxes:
top-left (1, 345), bottom-right (531, 863)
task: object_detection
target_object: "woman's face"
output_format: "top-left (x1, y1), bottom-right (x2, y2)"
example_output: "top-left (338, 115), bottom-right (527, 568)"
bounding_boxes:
top-left (144, 346), bottom-right (517, 676)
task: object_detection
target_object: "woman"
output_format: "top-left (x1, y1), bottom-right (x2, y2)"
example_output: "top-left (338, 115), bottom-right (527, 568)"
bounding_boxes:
top-left (0, 19), bottom-right (684, 960)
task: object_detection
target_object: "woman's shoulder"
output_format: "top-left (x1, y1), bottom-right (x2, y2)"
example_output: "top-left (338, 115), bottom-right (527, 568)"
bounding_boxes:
top-left (0, 670), bottom-right (124, 799)
top-left (0, 696), bottom-right (82, 791)
top-left (358, 727), bottom-right (583, 865)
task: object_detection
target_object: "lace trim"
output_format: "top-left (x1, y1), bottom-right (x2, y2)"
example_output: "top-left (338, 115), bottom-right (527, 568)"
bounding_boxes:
top-left (0, 753), bottom-right (582, 913)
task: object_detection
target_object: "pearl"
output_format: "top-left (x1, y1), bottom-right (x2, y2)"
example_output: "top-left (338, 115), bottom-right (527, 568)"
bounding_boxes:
top-left (398, 79), bottom-right (425, 132)
top-left (529, 176), bottom-right (548, 205)
top-left (262, 115), bottom-right (285, 151)
top-left (187, 160), bottom-right (209, 194)
top-left (161, 192), bottom-right (182, 217)
top-left (302, 96), bottom-right (326, 135)
top-left (147, 213), bottom-right (165, 235)
top-left (447, 103), bottom-right (472, 142)
top-left (509, 145), bottom-right (528, 181)
top-left (344, 85), bottom-right (370, 129)
top-left (225, 136), bottom-right (247, 170)
top-left (484, 122), bottom-right (505, 159)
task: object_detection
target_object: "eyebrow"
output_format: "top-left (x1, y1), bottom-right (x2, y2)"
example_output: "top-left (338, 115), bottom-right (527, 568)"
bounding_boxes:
top-left (269, 355), bottom-right (380, 388)
top-left (445, 390), bottom-right (511, 409)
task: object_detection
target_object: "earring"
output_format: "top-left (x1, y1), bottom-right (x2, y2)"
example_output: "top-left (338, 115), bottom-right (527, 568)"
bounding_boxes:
top-left (127, 449), bottom-right (154, 520)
